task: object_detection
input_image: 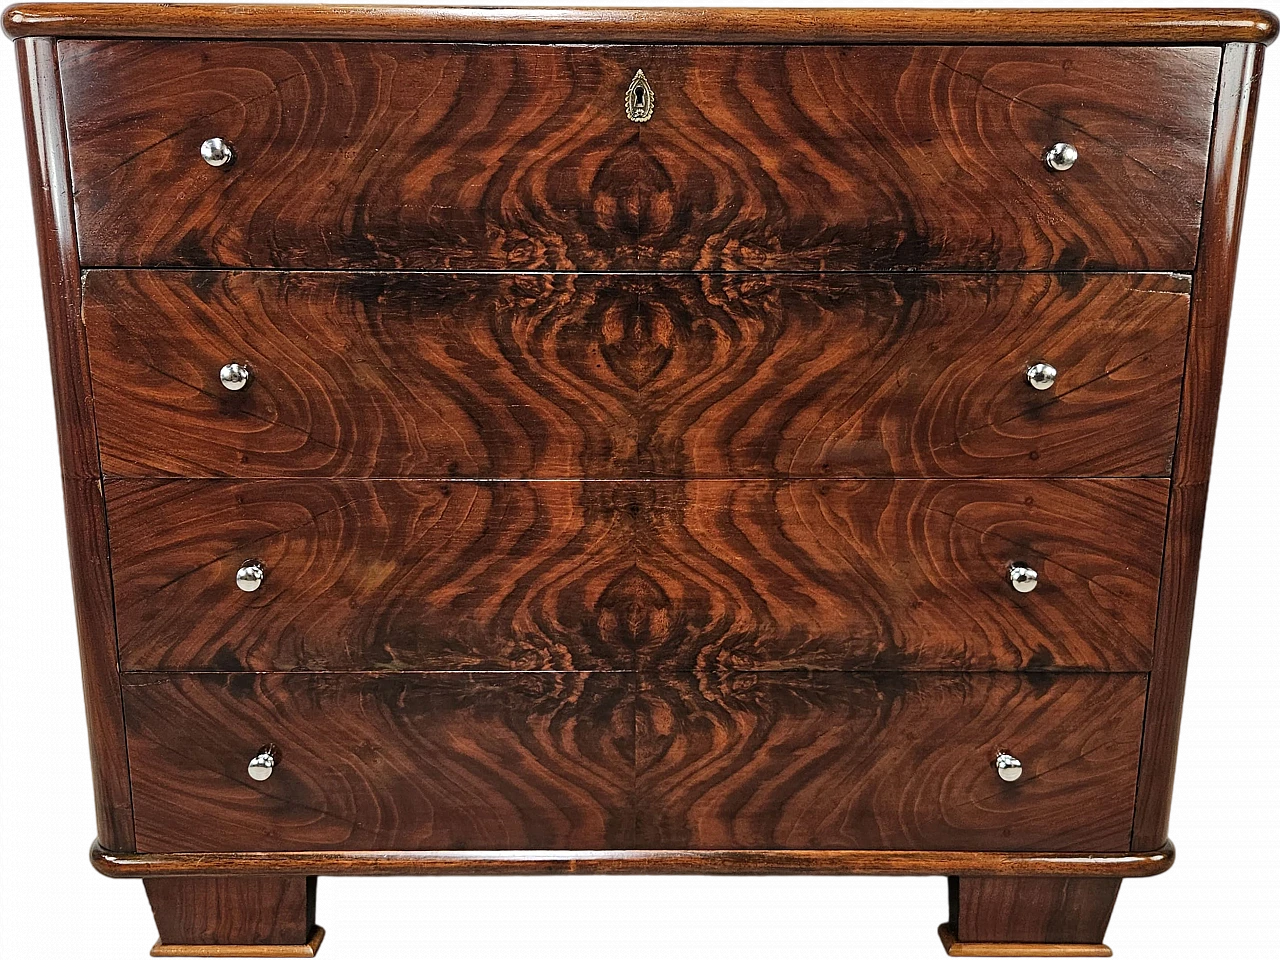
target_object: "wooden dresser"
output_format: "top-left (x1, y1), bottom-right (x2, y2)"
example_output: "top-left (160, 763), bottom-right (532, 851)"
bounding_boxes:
top-left (6, 5), bottom-right (1273, 956)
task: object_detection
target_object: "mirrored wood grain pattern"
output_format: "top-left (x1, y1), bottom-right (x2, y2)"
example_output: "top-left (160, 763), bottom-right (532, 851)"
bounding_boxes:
top-left (123, 671), bottom-right (1144, 853)
top-left (60, 42), bottom-right (1217, 270)
top-left (106, 479), bottom-right (1167, 672)
top-left (82, 271), bottom-right (1189, 479)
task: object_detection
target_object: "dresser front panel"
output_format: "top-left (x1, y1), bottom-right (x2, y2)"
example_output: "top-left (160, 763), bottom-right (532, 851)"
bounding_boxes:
top-left (60, 41), bottom-right (1218, 270)
top-left (123, 670), bottom-right (1144, 853)
top-left (83, 270), bottom-right (1190, 479)
top-left (106, 478), bottom-right (1167, 673)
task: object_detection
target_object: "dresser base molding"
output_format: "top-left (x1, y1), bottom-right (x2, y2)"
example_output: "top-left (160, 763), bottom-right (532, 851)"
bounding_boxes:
top-left (93, 842), bottom-right (1175, 879)
top-left (151, 929), bottom-right (325, 959)
top-left (937, 926), bottom-right (1111, 958)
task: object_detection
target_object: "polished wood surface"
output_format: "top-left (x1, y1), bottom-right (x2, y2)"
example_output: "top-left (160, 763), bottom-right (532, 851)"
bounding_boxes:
top-left (1132, 42), bottom-right (1267, 851)
top-left (939, 926), bottom-right (1112, 957)
top-left (144, 876), bottom-right (317, 950)
top-left (5, 5), bottom-right (1277, 44)
top-left (151, 927), bottom-right (324, 959)
top-left (92, 840), bottom-right (1177, 879)
top-left (15, 36), bottom-right (134, 851)
top-left (83, 270), bottom-right (1191, 480)
top-left (124, 672), bottom-right (635, 852)
top-left (123, 671), bottom-right (1143, 853)
top-left (947, 876), bottom-right (1121, 951)
top-left (635, 672), bottom-right (1145, 852)
top-left (106, 478), bottom-right (1167, 673)
top-left (60, 41), bottom-right (1218, 271)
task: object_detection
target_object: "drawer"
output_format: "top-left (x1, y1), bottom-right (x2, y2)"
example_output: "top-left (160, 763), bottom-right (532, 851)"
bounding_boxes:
top-left (106, 479), bottom-right (1167, 672)
top-left (123, 671), bottom-right (1144, 853)
top-left (635, 672), bottom-right (1146, 851)
top-left (61, 41), bottom-right (1217, 271)
top-left (124, 672), bottom-right (636, 852)
top-left (83, 271), bottom-right (1189, 479)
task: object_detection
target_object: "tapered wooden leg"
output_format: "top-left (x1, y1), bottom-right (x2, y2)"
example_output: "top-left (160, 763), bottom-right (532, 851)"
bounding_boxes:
top-left (939, 877), bottom-right (1121, 957)
top-left (143, 876), bottom-right (323, 957)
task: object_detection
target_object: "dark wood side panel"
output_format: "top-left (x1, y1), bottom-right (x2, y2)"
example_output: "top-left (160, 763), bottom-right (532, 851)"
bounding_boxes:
top-left (144, 876), bottom-right (317, 947)
top-left (82, 271), bottom-right (1190, 479)
top-left (106, 478), bottom-right (1167, 673)
top-left (60, 41), bottom-right (1218, 271)
top-left (636, 673), bottom-right (1146, 851)
top-left (16, 37), bottom-right (133, 851)
top-left (7, 5), bottom-right (1278, 45)
top-left (948, 876), bottom-right (1121, 944)
top-left (124, 672), bottom-right (635, 853)
top-left (1132, 44), bottom-right (1267, 850)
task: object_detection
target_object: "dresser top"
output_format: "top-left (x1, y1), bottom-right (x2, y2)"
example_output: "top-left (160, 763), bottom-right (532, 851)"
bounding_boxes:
top-left (3, 3), bottom-right (1277, 44)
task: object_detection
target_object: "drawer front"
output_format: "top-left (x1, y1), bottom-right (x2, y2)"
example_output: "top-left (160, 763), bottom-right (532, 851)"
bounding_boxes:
top-left (84, 271), bottom-right (1189, 479)
top-left (61, 41), bottom-right (1217, 271)
top-left (125, 672), bottom-right (636, 852)
top-left (106, 479), bottom-right (1167, 672)
top-left (636, 672), bottom-right (1145, 851)
top-left (124, 671), bottom-right (1143, 853)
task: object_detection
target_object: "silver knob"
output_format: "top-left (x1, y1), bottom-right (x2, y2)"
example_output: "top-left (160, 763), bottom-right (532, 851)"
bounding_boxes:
top-left (200, 137), bottom-right (235, 168)
top-left (219, 362), bottom-right (252, 391)
top-left (1026, 362), bottom-right (1057, 391)
top-left (1044, 142), bottom-right (1078, 172)
top-left (235, 560), bottom-right (265, 592)
top-left (247, 744), bottom-right (277, 781)
top-left (994, 751), bottom-right (1023, 782)
top-left (1008, 563), bottom-right (1039, 593)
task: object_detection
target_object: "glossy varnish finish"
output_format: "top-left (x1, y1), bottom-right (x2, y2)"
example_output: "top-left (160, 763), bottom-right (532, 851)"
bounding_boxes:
top-left (124, 672), bottom-right (635, 853)
top-left (106, 478), bottom-right (1167, 673)
top-left (14, 36), bottom-right (133, 851)
top-left (5, 5), bottom-right (1278, 44)
top-left (123, 671), bottom-right (1144, 854)
top-left (1132, 42), bottom-right (1267, 851)
top-left (635, 672), bottom-right (1145, 851)
top-left (83, 270), bottom-right (1191, 480)
top-left (59, 41), bottom-right (1219, 271)
top-left (92, 842), bottom-right (1178, 879)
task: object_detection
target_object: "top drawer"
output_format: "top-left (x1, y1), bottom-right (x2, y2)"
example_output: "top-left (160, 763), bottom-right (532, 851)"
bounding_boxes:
top-left (58, 41), bottom-right (1219, 271)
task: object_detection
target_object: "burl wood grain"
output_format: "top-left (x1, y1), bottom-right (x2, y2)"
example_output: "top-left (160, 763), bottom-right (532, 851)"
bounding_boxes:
top-left (60, 41), bottom-right (1218, 270)
top-left (106, 478), bottom-right (1167, 672)
top-left (82, 270), bottom-right (1190, 479)
top-left (124, 672), bottom-right (635, 852)
top-left (636, 672), bottom-right (1146, 851)
top-left (123, 671), bottom-right (1144, 853)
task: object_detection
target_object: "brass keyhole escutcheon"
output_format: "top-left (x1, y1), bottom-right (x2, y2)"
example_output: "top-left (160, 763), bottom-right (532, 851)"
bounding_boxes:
top-left (626, 69), bottom-right (655, 123)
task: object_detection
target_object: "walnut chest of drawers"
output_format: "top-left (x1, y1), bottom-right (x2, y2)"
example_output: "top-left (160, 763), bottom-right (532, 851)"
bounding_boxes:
top-left (6, 4), bottom-right (1273, 957)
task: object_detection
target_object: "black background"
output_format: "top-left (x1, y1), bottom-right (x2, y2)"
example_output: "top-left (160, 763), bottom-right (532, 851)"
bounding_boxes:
top-left (5, 9), bottom-right (1269, 960)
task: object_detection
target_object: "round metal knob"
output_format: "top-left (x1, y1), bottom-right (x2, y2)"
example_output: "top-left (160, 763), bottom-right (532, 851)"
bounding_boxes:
top-left (1026, 362), bottom-right (1058, 391)
top-left (1008, 563), bottom-right (1039, 593)
top-left (219, 362), bottom-right (252, 391)
top-left (200, 137), bottom-right (235, 168)
top-left (1044, 141), bottom-right (1078, 172)
top-left (995, 751), bottom-right (1023, 782)
top-left (235, 560), bottom-right (265, 592)
top-left (247, 744), bottom-right (277, 781)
